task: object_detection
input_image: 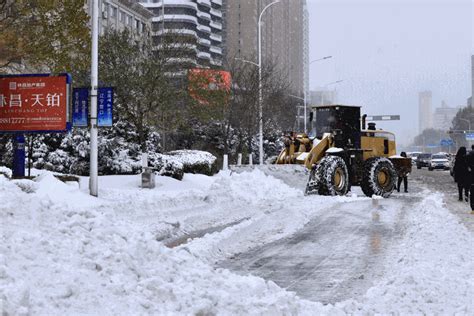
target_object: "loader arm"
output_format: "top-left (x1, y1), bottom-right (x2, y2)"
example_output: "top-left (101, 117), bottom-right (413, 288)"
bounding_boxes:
top-left (276, 140), bottom-right (296, 164)
top-left (304, 134), bottom-right (332, 169)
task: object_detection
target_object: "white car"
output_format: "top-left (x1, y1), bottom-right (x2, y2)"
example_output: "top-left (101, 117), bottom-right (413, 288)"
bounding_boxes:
top-left (408, 152), bottom-right (422, 165)
top-left (428, 153), bottom-right (450, 171)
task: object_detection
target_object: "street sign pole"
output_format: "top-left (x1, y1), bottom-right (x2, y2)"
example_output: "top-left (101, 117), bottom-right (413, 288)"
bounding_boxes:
top-left (89, 0), bottom-right (99, 197)
top-left (12, 134), bottom-right (25, 178)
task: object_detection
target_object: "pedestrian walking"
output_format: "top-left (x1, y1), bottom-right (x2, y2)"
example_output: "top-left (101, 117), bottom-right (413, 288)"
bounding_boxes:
top-left (466, 145), bottom-right (474, 214)
top-left (397, 151), bottom-right (409, 193)
top-left (453, 147), bottom-right (469, 202)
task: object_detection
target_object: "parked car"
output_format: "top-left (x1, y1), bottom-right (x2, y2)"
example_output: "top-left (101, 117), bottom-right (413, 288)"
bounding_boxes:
top-left (428, 153), bottom-right (450, 171)
top-left (416, 153), bottom-right (432, 169)
top-left (408, 152), bottom-right (422, 165)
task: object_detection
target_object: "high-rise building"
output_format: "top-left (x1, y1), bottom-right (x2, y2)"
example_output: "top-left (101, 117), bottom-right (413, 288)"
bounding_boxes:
top-left (419, 91), bottom-right (433, 133)
top-left (223, 0), bottom-right (308, 97)
top-left (137, 0), bottom-right (224, 68)
top-left (309, 89), bottom-right (337, 106)
top-left (432, 101), bottom-right (460, 131)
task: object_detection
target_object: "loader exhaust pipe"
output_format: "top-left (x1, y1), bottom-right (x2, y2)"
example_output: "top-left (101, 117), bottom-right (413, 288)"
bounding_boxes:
top-left (361, 114), bottom-right (367, 130)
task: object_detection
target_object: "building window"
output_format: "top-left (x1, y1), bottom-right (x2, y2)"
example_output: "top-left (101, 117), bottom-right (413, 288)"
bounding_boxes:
top-left (120, 10), bottom-right (126, 23)
top-left (110, 6), bottom-right (117, 18)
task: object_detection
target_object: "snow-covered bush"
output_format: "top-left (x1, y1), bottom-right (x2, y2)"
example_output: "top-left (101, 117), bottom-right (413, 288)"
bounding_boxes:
top-left (0, 166), bottom-right (12, 179)
top-left (0, 136), bottom-right (13, 168)
top-left (148, 153), bottom-right (184, 180)
top-left (167, 150), bottom-right (218, 176)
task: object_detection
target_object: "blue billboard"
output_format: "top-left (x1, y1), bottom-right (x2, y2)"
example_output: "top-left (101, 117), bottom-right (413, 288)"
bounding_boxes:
top-left (72, 88), bottom-right (89, 127)
top-left (98, 87), bottom-right (113, 127)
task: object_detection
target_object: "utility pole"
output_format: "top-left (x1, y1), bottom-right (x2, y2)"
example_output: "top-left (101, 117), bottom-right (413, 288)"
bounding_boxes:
top-left (89, 0), bottom-right (99, 197)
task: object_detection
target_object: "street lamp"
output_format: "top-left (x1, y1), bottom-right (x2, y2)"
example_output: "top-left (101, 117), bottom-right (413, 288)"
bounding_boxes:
top-left (89, 0), bottom-right (99, 197)
top-left (459, 118), bottom-right (471, 132)
top-left (258, 0), bottom-right (280, 165)
top-left (309, 56), bottom-right (332, 65)
top-left (304, 56), bottom-right (333, 132)
top-left (459, 117), bottom-right (472, 147)
top-left (233, 1), bottom-right (280, 165)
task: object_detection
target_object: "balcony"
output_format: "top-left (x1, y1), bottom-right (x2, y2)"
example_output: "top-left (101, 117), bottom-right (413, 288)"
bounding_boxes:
top-left (141, 1), bottom-right (198, 10)
top-left (209, 8), bottom-right (222, 18)
top-left (153, 29), bottom-right (198, 38)
top-left (197, 51), bottom-right (211, 60)
top-left (210, 46), bottom-right (222, 55)
top-left (197, 11), bottom-right (211, 21)
top-left (198, 39), bottom-right (210, 47)
top-left (209, 33), bottom-right (222, 42)
top-left (197, 24), bottom-right (211, 33)
top-left (197, 0), bottom-right (211, 8)
top-left (152, 14), bottom-right (198, 25)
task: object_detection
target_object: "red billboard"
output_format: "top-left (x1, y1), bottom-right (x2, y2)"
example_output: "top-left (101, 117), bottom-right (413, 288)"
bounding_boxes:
top-left (188, 69), bottom-right (231, 105)
top-left (0, 74), bottom-right (70, 132)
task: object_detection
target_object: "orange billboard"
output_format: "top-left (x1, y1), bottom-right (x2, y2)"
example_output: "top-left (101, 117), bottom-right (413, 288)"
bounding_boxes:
top-left (188, 69), bottom-right (231, 104)
top-left (0, 74), bottom-right (70, 132)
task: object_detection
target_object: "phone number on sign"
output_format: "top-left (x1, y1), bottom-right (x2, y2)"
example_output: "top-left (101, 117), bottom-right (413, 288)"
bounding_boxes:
top-left (0, 118), bottom-right (26, 124)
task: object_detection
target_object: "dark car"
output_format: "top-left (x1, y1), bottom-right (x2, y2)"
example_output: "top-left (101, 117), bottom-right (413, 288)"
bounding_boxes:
top-left (416, 153), bottom-right (432, 169)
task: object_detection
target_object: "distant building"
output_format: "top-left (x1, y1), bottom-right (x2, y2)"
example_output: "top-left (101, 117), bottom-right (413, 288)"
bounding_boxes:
top-left (223, 0), bottom-right (308, 97)
top-left (432, 101), bottom-right (459, 131)
top-left (419, 91), bottom-right (432, 133)
top-left (309, 89), bottom-right (337, 106)
top-left (87, 0), bottom-right (153, 36)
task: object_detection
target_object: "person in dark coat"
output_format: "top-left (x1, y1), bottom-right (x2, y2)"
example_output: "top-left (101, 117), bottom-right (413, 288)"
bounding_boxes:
top-left (453, 147), bottom-right (469, 201)
top-left (397, 151), bottom-right (408, 193)
top-left (466, 145), bottom-right (474, 213)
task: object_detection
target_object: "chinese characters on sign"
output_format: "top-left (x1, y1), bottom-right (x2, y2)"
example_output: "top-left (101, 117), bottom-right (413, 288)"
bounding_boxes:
top-left (98, 87), bottom-right (113, 127)
top-left (0, 75), bottom-right (70, 132)
top-left (72, 88), bottom-right (89, 127)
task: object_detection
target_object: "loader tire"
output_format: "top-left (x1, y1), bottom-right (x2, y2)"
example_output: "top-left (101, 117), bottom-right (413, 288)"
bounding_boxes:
top-left (317, 156), bottom-right (349, 196)
top-left (361, 157), bottom-right (397, 198)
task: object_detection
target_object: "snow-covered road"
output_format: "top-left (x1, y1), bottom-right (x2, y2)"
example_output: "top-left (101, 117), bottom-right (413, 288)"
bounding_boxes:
top-left (1, 166), bottom-right (472, 314)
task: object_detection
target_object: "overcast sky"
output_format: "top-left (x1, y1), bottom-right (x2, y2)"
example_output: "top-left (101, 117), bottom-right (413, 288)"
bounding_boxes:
top-left (307, 0), bottom-right (473, 146)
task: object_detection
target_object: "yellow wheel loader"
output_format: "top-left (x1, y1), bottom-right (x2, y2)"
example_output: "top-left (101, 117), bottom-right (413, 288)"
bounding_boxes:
top-left (276, 105), bottom-right (411, 197)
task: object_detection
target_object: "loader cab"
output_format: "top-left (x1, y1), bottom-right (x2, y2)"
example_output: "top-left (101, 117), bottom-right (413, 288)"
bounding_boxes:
top-left (309, 105), bottom-right (361, 149)
top-left (361, 129), bottom-right (397, 159)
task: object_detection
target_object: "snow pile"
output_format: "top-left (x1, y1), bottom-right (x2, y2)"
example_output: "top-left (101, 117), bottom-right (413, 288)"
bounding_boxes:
top-left (210, 169), bottom-right (300, 204)
top-left (338, 193), bottom-right (474, 314)
top-left (1, 169), bottom-right (472, 315)
top-left (0, 166), bottom-right (12, 179)
top-left (0, 171), bottom-right (331, 315)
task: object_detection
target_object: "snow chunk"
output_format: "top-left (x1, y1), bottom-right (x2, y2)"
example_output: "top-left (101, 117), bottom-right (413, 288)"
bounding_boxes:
top-left (0, 166), bottom-right (12, 178)
top-left (326, 147), bottom-right (344, 153)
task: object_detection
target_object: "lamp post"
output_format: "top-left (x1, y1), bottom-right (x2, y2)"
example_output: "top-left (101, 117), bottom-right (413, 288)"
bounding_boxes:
top-left (304, 55), bottom-right (332, 133)
top-left (459, 118), bottom-right (471, 132)
top-left (460, 117), bottom-right (472, 147)
top-left (309, 56), bottom-right (332, 65)
top-left (258, 0), bottom-right (280, 165)
top-left (89, 0), bottom-right (99, 197)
